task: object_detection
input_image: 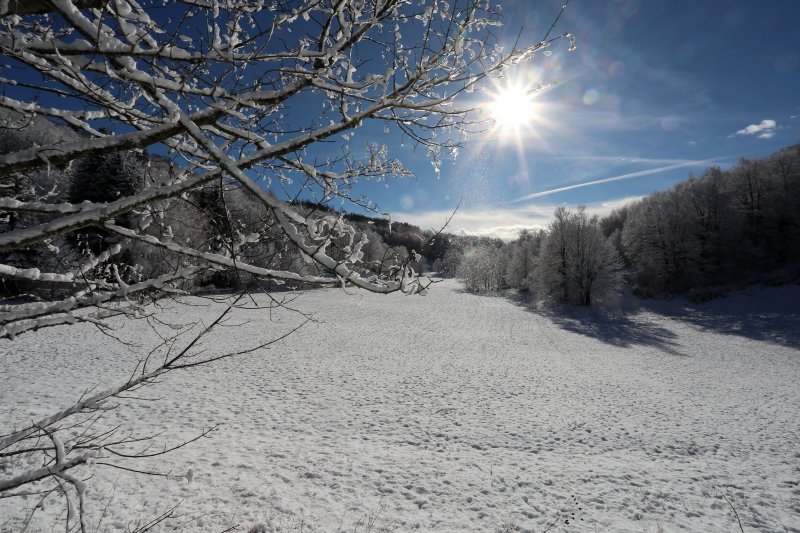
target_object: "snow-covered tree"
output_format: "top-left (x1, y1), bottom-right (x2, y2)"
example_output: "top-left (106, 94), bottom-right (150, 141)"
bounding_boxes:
top-left (609, 144), bottom-right (800, 296)
top-left (535, 206), bottom-right (571, 302)
top-left (0, 1), bottom-right (574, 528)
top-left (69, 151), bottom-right (149, 280)
top-left (535, 206), bottom-right (621, 305)
top-left (567, 207), bottom-right (623, 305)
top-left (505, 228), bottom-right (543, 289)
top-left (0, 112), bottom-right (76, 295)
top-left (458, 241), bottom-right (506, 292)
top-left (621, 188), bottom-right (697, 294)
top-left (440, 246), bottom-right (466, 277)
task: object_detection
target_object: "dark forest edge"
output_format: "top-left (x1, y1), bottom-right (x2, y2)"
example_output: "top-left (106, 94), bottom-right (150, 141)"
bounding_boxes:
top-left (450, 142), bottom-right (800, 306)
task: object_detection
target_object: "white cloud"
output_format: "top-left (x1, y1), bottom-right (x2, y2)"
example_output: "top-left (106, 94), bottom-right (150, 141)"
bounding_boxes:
top-left (394, 196), bottom-right (643, 241)
top-left (733, 119), bottom-right (777, 138)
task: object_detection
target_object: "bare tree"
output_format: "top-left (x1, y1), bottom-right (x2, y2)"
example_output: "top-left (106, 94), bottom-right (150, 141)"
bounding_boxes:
top-left (0, 0), bottom-right (574, 529)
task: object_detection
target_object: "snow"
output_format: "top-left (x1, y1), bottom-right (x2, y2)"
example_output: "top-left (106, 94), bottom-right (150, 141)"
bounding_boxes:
top-left (1, 279), bottom-right (799, 532)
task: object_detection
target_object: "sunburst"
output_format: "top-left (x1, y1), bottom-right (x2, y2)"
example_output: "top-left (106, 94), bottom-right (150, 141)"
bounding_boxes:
top-left (488, 83), bottom-right (538, 134)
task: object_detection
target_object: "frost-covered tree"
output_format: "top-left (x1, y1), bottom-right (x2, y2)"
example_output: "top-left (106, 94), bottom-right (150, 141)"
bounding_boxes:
top-left (458, 241), bottom-right (506, 292)
top-left (505, 228), bottom-right (543, 289)
top-left (536, 206), bottom-right (571, 302)
top-left (767, 148), bottom-right (800, 261)
top-left (535, 206), bottom-right (621, 305)
top-left (609, 144), bottom-right (800, 296)
top-left (567, 207), bottom-right (623, 305)
top-left (0, 1), bottom-right (575, 528)
top-left (69, 151), bottom-right (149, 280)
top-left (0, 112), bottom-right (76, 295)
top-left (360, 227), bottom-right (390, 271)
top-left (440, 245), bottom-right (466, 277)
top-left (621, 187), bottom-right (699, 294)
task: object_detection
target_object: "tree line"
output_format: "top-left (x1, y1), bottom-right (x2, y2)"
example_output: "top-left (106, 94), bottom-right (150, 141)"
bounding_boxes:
top-left (446, 143), bottom-right (800, 304)
top-left (4, 109), bottom-right (797, 308)
top-left (613, 144), bottom-right (800, 298)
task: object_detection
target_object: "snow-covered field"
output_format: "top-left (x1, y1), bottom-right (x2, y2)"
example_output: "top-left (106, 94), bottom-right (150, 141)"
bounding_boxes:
top-left (1, 279), bottom-right (799, 532)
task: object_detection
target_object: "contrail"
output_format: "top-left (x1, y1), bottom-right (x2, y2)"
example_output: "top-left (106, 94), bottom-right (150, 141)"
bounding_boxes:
top-left (546, 155), bottom-right (713, 165)
top-left (510, 156), bottom-right (730, 203)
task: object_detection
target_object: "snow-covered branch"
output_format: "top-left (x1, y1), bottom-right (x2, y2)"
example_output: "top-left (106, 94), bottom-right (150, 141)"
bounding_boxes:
top-left (0, 0), bottom-right (573, 528)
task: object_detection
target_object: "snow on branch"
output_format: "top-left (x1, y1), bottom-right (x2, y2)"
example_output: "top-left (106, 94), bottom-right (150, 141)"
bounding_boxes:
top-left (0, 0), bottom-right (574, 527)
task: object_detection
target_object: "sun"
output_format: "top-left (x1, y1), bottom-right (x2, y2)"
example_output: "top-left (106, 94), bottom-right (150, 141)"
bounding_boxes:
top-left (489, 84), bottom-right (537, 132)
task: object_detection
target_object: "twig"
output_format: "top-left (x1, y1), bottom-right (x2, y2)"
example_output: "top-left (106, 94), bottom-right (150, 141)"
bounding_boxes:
top-left (722, 493), bottom-right (745, 533)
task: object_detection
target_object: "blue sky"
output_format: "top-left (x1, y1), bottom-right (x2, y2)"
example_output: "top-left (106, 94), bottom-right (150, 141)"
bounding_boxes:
top-left (6, 1), bottom-right (797, 240)
top-left (343, 0), bottom-right (800, 239)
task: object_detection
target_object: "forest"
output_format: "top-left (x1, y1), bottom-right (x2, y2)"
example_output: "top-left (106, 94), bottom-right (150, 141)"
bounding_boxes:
top-left (446, 143), bottom-right (800, 304)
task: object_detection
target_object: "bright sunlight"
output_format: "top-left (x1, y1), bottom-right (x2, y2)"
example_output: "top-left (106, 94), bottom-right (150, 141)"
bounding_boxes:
top-left (489, 84), bottom-right (537, 132)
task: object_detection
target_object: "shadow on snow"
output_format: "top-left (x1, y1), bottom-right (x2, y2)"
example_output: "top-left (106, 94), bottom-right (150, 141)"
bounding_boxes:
top-left (636, 286), bottom-right (800, 349)
top-left (454, 286), bottom-right (685, 355)
top-left (534, 302), bottom-right (685, 356)
top-left (456, 281), bottom-right (800, 353)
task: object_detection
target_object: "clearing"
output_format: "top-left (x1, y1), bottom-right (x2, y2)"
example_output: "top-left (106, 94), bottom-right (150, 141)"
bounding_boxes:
top-left (1, 279), bottom-right (799, 532)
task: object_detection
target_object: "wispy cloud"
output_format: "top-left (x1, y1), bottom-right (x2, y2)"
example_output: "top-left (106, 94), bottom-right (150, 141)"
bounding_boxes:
top-left (732, 119), bottom-right (777, 139)
top-left (395, 197), bottom-right (642, 241)
top-left (509, 157), bottom-right (726, 203)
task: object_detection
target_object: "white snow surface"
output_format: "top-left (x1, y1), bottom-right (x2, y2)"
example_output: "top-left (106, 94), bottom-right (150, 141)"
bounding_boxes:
top-left (1, 279), bottom-right (799, 532)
